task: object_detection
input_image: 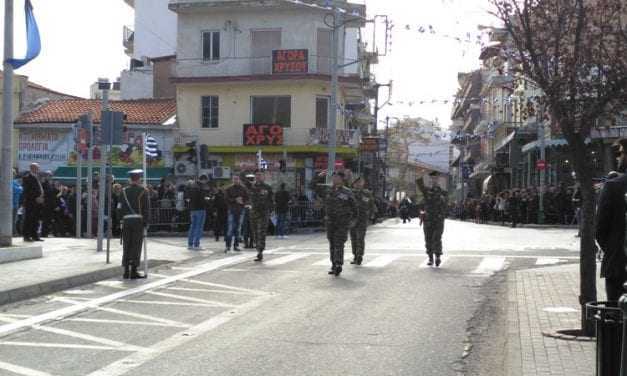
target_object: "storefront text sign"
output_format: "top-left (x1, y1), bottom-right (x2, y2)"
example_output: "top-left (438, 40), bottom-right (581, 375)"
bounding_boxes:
top-left (243, 124), bottom-right (284, 146)
top-left (272, 49), bottom-right (308, 74)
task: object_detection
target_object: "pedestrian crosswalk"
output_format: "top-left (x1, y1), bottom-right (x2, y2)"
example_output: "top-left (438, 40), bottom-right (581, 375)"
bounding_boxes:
top-left (225, 251), bottom-right (574, 274)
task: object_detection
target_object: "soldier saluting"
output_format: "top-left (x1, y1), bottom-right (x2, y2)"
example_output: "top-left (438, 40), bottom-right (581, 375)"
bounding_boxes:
top-left (249, 170), bottom-right (274, 262)
top-left (119, 169), bottom-right (149, 279)
top-left (350, 177), bottom-right (376, 265)
top-left (417, 171), bottom-right (448, 267)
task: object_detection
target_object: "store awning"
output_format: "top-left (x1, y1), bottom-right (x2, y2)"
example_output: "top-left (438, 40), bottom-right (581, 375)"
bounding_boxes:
top-left (482, 175), bottom-right (493, 195)
top-left (522, 137), bottom-right (590, 153)
top-left (494, 131), bottom-right (516, 152)
top-left (205, 145), bottom-right (358, 155)
top-left (54, 167), bottom-right (172, 182)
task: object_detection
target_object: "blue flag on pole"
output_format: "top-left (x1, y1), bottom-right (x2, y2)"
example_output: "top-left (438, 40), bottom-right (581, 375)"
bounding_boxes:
top-left (7, 0), bottom-right (41, 70)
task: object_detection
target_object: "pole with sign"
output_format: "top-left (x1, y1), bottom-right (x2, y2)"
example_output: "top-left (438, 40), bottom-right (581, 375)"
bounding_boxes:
top-left (97, 79), bottom-right (110, 253)
top-left (537, 103), bottom-right (546, 225)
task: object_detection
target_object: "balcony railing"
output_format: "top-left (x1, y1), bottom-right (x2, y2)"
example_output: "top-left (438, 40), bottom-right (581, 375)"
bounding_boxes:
top-left (123, 25), bottom-right (134, 55)
top-left (175, 56), bottom-right (356, 79)
top-left (196, 127), bottom-right (360, 148)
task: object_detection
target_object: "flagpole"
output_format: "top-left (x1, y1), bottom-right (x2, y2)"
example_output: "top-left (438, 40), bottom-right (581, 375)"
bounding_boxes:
top-left (0, 0), bottom-right (14, 247)
top-left (142, 132), bottom-right (148, 277)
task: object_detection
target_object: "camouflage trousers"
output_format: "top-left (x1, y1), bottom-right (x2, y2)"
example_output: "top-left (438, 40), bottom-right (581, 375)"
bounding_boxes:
top-left (350, 221), bottom-right (368, 258)
top-left (250, 212), bottom-right (269, 252)
top-left (423, 218), bottom-right (445, 256)
top-left (327, 221), bottom-right (349, 266)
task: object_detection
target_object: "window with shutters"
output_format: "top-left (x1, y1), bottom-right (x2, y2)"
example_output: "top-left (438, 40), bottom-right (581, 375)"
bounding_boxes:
top-left (251, 96), bottom-right (291, 128)
top-left (316, 97), bottom-right (329, 129)
top-left (201, 96), bottom-right (219, 128)
top-left (202, 31), bottom-right (220, 61)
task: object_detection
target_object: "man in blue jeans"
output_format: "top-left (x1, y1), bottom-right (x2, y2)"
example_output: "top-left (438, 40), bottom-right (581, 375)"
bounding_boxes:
top-left (185, 176), bottom-right (210, 250)
top-left (274, 183), bottom-right (290, 239)
top-left (224, 175), bottom-right (249, 253)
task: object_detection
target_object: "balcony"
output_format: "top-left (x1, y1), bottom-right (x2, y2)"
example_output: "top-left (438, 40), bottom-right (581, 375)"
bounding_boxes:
top-left (123, 25), bottom-right (134, 56)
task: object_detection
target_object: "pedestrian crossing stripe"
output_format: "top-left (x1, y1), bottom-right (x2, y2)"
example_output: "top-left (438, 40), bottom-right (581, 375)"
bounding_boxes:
top-left (264, 253), bottom-right (311, 266)
top-left (471, 257), bottom-right (506, 275)
top-left (363, 254), bottom-right (403, 268)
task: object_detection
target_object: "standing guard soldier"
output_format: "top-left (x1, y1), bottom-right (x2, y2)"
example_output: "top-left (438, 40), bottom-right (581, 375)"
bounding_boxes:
top-left (314, 171), bottom-right (357, 276)
top-left (120, 169), bottom-right (149, 279)
top-left (249, 170), bottom-right (274, 262)
top-left (417, 171), bottom-right (448, 267)
top-left (350, 177), bottom-right (376, 265)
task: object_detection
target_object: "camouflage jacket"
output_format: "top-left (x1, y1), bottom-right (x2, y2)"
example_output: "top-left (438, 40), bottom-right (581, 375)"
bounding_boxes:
top-left (417, 178), bottom-right (447, 222)
top-left (324, 185), bottom-right (357, 226)
top-left (353, 188), bottom-right (376, 223)
top-left (249, 181), bottom-right (274, 216)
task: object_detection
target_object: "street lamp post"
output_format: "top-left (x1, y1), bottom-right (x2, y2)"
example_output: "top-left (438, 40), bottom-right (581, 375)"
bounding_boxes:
top-left (537, 103), bottom-right (546, 225)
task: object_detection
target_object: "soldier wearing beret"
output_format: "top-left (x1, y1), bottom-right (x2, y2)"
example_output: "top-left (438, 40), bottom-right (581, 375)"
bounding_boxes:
top-left (417, 171), bottom-right (448, 267)
top-left (350, 177), bottom-right (376, 265)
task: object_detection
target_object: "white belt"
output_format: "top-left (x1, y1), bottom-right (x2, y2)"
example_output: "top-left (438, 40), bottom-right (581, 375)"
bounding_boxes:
top-left (123, 214), bottom-right (143, 219)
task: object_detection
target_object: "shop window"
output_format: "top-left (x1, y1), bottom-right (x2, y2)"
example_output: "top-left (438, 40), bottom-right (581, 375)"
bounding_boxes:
top-left (202, 31), bottom-right (220, 61)
top-left (316, 97), bottom-right (329, 129)
top-left (251, 96), bottom-right (291, 127)
top-left (201, 96), bottom-right (219, 128)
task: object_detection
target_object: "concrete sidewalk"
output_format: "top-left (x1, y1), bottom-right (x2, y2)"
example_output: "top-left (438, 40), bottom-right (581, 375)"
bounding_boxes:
top-left (0, 236), bottom-right (218, 306)
top-left (506, 263), bottom-right (605, 375)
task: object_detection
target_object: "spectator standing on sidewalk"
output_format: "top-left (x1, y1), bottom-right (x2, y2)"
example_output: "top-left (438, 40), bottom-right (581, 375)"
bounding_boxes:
top-left (224, 175), bottom-right (249, 253)
top-left (12, 168), bottom-right (23, 236)
top-left (22, 163), bottom-right (44, 242)
top-left (275, 183), bottom-right (291, 239)
top-left (595, 138), bottom-right (627, 302)
top-left (185, 176), bottom-right (210, 250)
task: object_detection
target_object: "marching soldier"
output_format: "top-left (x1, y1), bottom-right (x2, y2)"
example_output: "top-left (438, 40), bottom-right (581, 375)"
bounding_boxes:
top-left (417, 171), bottom-right (448, 267)
top-left (119, 169), bottom-right (149, 279)
top-left (249, 170), bottom-right (274, 262)
top-left (315, 171), bottom-right (357, 276)
top-left (350, 177), bottom-right (376, 265)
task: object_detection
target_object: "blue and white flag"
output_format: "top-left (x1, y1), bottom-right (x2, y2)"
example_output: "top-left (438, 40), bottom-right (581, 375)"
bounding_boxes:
top-left (144, 135), bottom-right (159, 158)
top-left (7, 0), bottom-right (41, 70)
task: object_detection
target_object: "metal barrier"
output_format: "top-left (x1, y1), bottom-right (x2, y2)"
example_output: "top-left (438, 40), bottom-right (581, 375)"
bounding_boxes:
top-left (289, 202), bottom-right (323, 228)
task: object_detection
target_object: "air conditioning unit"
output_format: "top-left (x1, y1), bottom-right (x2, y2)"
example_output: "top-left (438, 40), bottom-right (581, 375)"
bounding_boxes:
top-left (175, 161), bottom-right (196, 176)
top-left (212, 166), bottom-right (232, 179)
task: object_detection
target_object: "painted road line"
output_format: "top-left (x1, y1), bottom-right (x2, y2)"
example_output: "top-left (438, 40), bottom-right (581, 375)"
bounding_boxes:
top-left (264, 253), bottom-right (311, 266)
top-left (154, 276), bottom-right (268, 296)
top-left (1, 314), bottom-right (188, 328)
top-left (0, 255), bottom-right (250, 338)
top-left (0, 316), bottom-right (145, 352)
top-left (86, 294), bottom-right (275, 376)
top-left (535, 257), bottom-right (562, 266)
top-left (163, 287), bottom-right (259, 296)
top-left (0, 341), bottom-right (135, 351)
top-left (419, 256), bottom-right (449, 268)
top-left (145, 291), bottom-right (237, 308)
top-left (363, 254), bottom-right (403, 268)
top-left (472, 257), bottom-right (506, 275)
top-left (0, 360), bottom-right (54, 376)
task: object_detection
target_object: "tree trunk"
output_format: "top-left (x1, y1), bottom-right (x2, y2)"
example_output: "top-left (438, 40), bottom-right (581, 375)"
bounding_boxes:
top-left (570, 140), bottom-right (597, 337)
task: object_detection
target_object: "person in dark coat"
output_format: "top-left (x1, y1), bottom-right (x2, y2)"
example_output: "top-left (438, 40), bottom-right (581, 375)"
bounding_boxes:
top-left (21, 163), bottom-right (44, 242)
top-left (595, 138), bottom-right (627, 301)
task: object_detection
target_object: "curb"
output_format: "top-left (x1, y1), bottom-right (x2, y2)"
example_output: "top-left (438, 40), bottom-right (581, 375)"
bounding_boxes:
top-left (541, 329), bottom-right (595, 342)
top-left (0, 259), bottom-right (172, 307)
top-left (0, 245), bottom-right (43, 264)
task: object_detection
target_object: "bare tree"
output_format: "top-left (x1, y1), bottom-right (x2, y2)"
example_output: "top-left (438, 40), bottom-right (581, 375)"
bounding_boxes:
top-left (491, 0), bottom-right (627, 335)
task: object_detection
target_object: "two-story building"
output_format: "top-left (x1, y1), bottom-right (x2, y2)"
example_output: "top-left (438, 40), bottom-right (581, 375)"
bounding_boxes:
top-left (168, 0), bottom-right (374, 194)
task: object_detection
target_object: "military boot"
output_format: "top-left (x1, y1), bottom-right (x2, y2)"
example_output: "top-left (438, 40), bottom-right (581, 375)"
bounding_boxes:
top-left (130, 266), bottom-right (146, 279)
top-left (254, 250), bottom-right (263, 262)
top-left (123, 266), bottom-right (130, 279)
top-left (435, 255), bottom-right (442, 267)
top-left (427, 254), bottom-right (434, 266)
top-left (356, 256), bottom-right (363, 266)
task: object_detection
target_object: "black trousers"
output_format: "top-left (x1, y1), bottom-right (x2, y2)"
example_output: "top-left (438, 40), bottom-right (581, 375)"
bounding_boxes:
top-left (606, 278), bottom-right (626, 302)
top-left (122, 217), bottom-right (144, 267)
top-left (23, 204), bottom-right (40, 239)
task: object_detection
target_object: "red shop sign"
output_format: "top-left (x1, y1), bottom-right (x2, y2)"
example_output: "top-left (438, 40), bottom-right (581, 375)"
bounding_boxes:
top-left (243, 124), bottom-right (284, 146)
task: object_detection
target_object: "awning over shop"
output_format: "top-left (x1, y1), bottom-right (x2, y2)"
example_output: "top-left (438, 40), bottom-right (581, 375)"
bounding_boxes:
top-left (494, 131), bottom-right (516, 152)
top-left (205, 145), bottom-right (358, 156)
top-left (54, 167), bottom-right (172, 182)
top-left (522, 137), bottom-right (590, 153)
top-left (482, 175), bottom-right (493, 195)
top-left (469, 161), bottom-right (492, 179)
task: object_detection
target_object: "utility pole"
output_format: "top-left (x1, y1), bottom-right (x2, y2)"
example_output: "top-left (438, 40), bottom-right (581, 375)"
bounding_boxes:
top-left (326, 6), bottom-right (341, 184)
top-left (96, 78), bottom-right (110, 253)
top-left (87, 119), bottom-right (94, 238)
top-left (0, 0), bottom-right (13, 247)
top-left (537, 103), bottom-right (546, 225)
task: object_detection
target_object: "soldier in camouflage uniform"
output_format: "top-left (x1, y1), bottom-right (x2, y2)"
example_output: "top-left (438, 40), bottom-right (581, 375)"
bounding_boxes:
top-left (417, 171), bottom-right (448, 267)
top-left (249, 170), bottom-right (274, 262)
top-left (350, 177), bottom-right (376, 265)
top-left (314, 171), bottom-right (357, 276)
top-left (119, 170), bottom-right (150, 279)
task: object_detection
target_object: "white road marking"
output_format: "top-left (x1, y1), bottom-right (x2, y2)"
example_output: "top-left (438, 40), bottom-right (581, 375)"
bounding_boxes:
top-left (264, 253), bottom-right (311, 266)
top-left (0, 314), bottom-right (188, 328)
top-left (0, 341), bottom-right (136, 351)
top-left (419, 256), bottom-right (448, 268)
top-left (163, 287), bottom-right (258, 296)
top-left (155, 276), bottom-right (267, 295)
top-left (363, 254), bottom-right (403, 268)
top-left (0, 316), bottom-right (145, 352)
top-left (313, 258), bottom-right (331, 266)
top-left (64, 290), bottom-right (95, 295)
top-left (145, 291), bottom-right (236, 308)
top-left (55, 298), bottom-right (190, 327)
top-left (0, 255), bottom-right (249, 338)
top-left (0, 360), bottom-right (54, 376)
top-left (535, 257), bottom-right (563, 266)
top-left (86, 294), bottom-right (274, 376)
top-left (472, 257), bottom-right (506, 275)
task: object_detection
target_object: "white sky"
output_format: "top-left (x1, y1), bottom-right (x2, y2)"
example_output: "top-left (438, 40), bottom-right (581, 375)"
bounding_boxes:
top-left (0, 0), bottom-right (498, 129)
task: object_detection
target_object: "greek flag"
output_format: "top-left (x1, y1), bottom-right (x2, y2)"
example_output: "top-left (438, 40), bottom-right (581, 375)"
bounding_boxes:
top-left (7, 0), bottom-right (41, 70)
top-left (144, 135), bottom-right (159, 159)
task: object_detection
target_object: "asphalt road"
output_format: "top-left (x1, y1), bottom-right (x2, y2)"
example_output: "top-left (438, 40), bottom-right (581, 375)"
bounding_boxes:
top-left (0, 219), bottom-right (579, 376)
